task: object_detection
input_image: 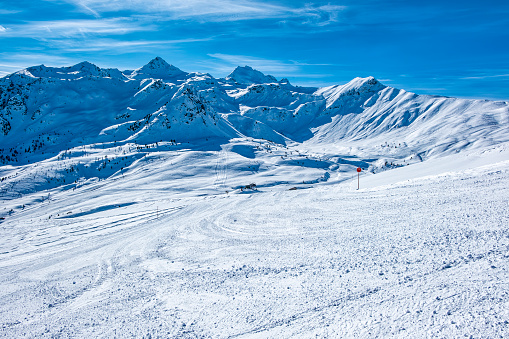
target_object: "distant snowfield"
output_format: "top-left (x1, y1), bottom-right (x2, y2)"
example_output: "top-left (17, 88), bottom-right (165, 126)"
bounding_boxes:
top-left (1, 141), bottom-right (508, 338)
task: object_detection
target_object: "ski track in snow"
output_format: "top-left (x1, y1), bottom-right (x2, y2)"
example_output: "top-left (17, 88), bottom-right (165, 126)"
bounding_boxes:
top-left (1, 155), bottom-right (508, 338)
top-left (214, 146), bottom-right (229, 191)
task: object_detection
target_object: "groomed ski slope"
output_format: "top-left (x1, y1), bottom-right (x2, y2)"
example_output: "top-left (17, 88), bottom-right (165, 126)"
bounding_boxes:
top-left (1, 143), bottom-right (508, 338)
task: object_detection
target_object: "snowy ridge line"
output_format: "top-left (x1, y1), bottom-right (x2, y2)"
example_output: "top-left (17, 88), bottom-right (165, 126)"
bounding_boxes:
top-left (1, 57), bottom-right (508, 169)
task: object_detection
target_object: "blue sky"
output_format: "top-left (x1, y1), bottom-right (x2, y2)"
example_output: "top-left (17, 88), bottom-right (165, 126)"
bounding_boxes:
top-left (1, 0), bottom-right (508, 100)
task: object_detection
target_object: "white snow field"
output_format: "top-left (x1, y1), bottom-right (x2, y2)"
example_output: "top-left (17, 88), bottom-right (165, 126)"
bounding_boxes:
top-left (1, 58), bottom-right (509, 337)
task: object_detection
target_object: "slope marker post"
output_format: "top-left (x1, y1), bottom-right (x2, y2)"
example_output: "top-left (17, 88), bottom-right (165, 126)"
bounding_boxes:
top-left (357, 167), bottom-right (361, 190)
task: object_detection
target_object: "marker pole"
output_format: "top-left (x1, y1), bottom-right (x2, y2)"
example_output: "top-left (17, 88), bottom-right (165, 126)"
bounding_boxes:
top-left (356, 167), bottom-right (362, 190)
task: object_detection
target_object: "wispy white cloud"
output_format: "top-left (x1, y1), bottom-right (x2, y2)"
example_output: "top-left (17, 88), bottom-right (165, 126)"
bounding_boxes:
top-left (294, 4), bottom-right (345, 26)
top-left (461, 74), bottom-right (509, 80)
top-left (408, 87), bottom-right (448, 92)
top-left (0, 18), bottom-right (152, 39)
top-left (0, 9), bottom-right (22, 15)
top-left (288, 60), bottom-right (335, 67)
top-left (57, 37), bottom-right (217, 52)
top-left (74, 1), bottom-right (100, 18)
top-left (0, 1), bottom-right (347, 54)
top-left (62, 0), bottom-right (345, 25)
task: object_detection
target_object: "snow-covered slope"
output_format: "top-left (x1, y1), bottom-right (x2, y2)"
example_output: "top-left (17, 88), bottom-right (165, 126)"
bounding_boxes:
top-left (1, 140), bottom-right (508, 338)
top-left (1, 58), bottom-right (509, 338)
top-left (311, 77), bottom-right (509, 159)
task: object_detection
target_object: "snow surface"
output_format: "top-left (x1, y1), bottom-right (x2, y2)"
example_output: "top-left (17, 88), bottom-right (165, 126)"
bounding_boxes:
top-left (1, 58), bottom-right (509, 338)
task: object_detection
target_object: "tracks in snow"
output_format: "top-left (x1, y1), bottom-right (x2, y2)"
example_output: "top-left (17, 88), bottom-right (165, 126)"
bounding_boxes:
top-left (214, 146), bottom-right (229, 191)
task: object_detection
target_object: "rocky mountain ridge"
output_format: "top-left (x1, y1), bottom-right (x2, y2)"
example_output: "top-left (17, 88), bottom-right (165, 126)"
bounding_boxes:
top-left (1, 57), bottom-right (508, 166)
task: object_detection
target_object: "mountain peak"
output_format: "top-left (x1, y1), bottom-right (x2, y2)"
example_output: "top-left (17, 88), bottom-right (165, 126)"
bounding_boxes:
top-left (66, 61), bottom-right (104, 76)
top-left (226, 66), bottom-right (278, 84)
top-left (22, 61), bottom-right (123, 80)
top-left (145, 57), bottom-right (170, 69)
top-left (332, 76), bottom-right (386, 96)
top-left (131, 57), bottom-right (187, 79)
top-left (131, 57), bottom-right (186, 80)
top-left (315, 76), bottom-right (387, 110)
top-left (70, 61), bottom-right (99, 70)
top-left (346, 76), bottom-right (383, 89)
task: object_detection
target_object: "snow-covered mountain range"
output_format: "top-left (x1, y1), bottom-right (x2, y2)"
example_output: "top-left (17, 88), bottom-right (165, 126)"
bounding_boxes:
top-left (2, 57), bottom-right (507, 166)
